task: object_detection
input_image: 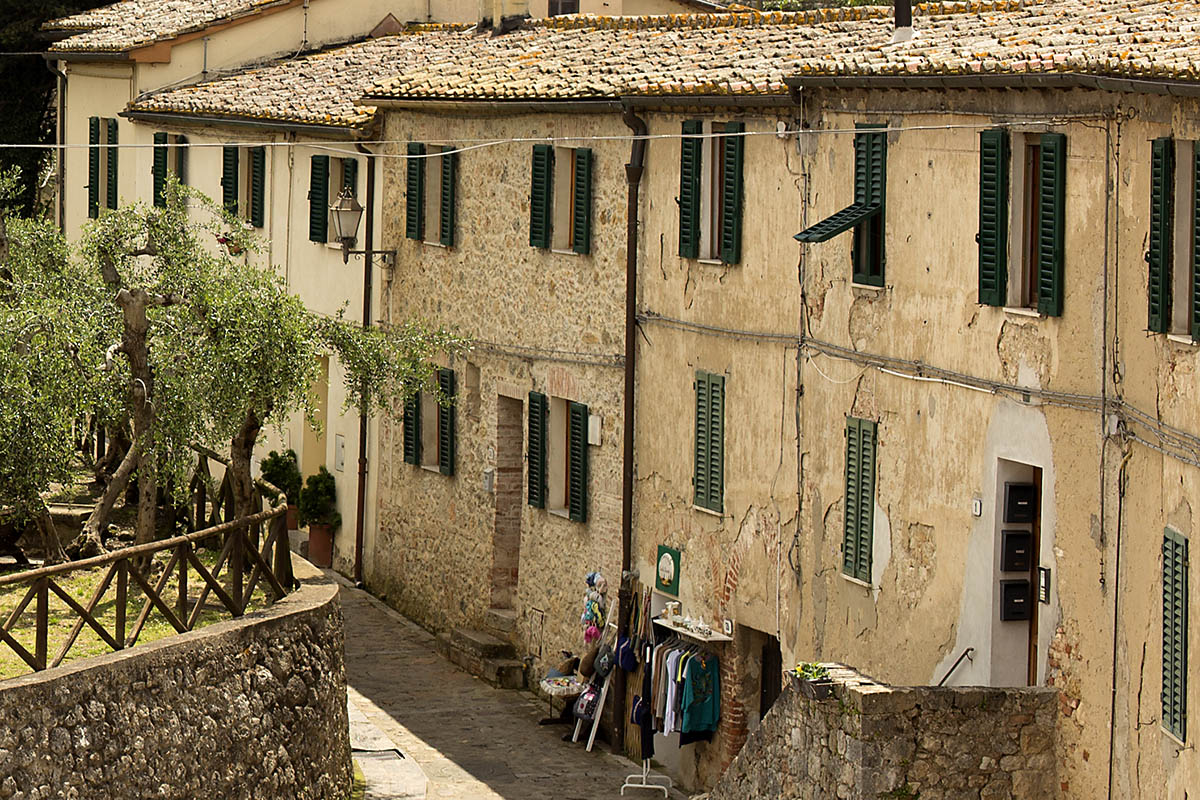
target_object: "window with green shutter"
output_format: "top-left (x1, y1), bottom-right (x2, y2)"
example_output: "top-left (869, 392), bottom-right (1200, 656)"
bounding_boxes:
top-left (842, 416), bottom-right (877, 583)
top-left (1147, 138), bottom-right (1175, 334)
top-left (249, 146), bottom-right (266, 229)
top-left (719, 122), bottom-right (744, 265)
top-left (153, 132), bottom-right (169, 208)
top-left (1192, 146), bottom-right (1200, 342)
top-left (679, 120), bottom-right (703, 258)
top-left (796, 125), bottom-right (886, 287)
top-left (223, 146), bottom-right (240, 217)
top-left (406, 143), bottom-right (426, 241)
top-left (402, 393), bottom-right (421, 466)
top-left (437, 369), bottom-right (456, 476)
top-left (978, 129), bottom-right (1010, 306)
top-left (105, 118), bottom-right (119, 211)
top-left (567, 401), bottom-right (589, 522)
top-left (175, 135), bottom-right (188, 187)
top-left (88, 117), bottom-right (100, 219)
top-left (528, 392), bottom-right (548, 508)
top-left (572, 148), bottom-right (593, 255)
top-left (440, 148), bottom-right (457, 247)
top-left (693, 371), bottom-right (725, 513)
top-left (530, 145), bottom-right (553, 249)
top-left (1162, 527), bottom-right (1188, 741)
top-left (308, 155), bottom-right (329, 243)
top-left (1036, 132), bottom-right (1067, 317)
top-left (341, 158), bottom-right (358, 198)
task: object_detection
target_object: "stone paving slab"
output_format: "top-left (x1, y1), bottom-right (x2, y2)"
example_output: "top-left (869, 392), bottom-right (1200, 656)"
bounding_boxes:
top-left (337, 578), bottom-right (689, 800)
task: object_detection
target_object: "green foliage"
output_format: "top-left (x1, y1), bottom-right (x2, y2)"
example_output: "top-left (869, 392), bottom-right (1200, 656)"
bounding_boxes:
top-left (298, 466), bottom-right (341, 529)
top-left (795, 662), bottom-right (830, 681)
top-left (260, 449), bottom-right (302, 506)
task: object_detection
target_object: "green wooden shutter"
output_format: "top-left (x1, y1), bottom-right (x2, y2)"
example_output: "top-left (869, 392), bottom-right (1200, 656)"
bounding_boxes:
top-left (568, 401), bottom-right (589, 522)
top-left (153, 132), bottom-right (168, 208)
top-left (528, 392), bottom-right (548, 508)
top-left (843, 417), bottom-right (876, 583)
top-left (341, 158), bottom-right (358, 198)
top-left (406, 143), bottom-right (426, 241)
top-left (402, 393), bottom-right (421, 466)
top-left (308, 155), bottom-right (328, 243)
top-left (978, 129), bottom-right (1010, 306)
top-left (1148, 138), bottom-right (1175, 334)
top-left (175, 135), bottom-right (188, 187)
top-left (1037, 133), bottom-right (1067, 317)
top-left (693, 373), bottom-right (710, 509)
top-left (250, 146), bottom-right (266, 229)
top-left (88, 117), bottom-right (100, 218)
top-left (719, 122), bottom-right (744, 265)
top-left (440, 149), bottom-right (457, 247)
top-left (106, 119), bottom-right (119, 210)
top-left (530, 144), bottom-right (553, 249)
top-left (223, 146), bottom-right (240, 217)
top-left (572, 148), bottom-right (593, 255)
top-left (1162, 528), bottom-right (1189, 741)
top-left (707, 373), bottom-right (724, 512)
top-left (852, 127), bottom-right (887, 286)
top-left (1192, 147), bottom-right (1200, 342)
top-left (679, 120), bottom-right (703, 258)
top-left (437, 369), bottom-right (456, 476)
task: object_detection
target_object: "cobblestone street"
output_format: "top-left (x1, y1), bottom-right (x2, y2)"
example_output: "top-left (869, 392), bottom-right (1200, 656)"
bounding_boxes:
top-left (340, 582), bottom-right (688, 800)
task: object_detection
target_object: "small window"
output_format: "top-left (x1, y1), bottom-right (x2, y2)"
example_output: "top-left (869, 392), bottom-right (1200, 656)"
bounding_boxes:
top-left (402, 368), bottom-right (456, 476)
top-left (222, 145), bottom-right (266, 228)
top-left (1147, 138), bottom-right (1200, 339)
top-left (88, 116), bottom-right (119, 218)
top-left (152, 132), bottom-right (188, 207)
top-left (794, 125), bottom-right (886, 286)
top-left (1162, 527), bottom-right (1188, 742)
top-left (693, 370), bottom-right (724, 513)
top-left (530, 145), bottom-right (592, 254)
top-left (842, 416), bottom-right (877, 584)
top-left (527, 391), bottom-right (587, 522)
top-left (418, 146), bottom-right (458, 247)
top-left (679, 121), bottom-right (744, 263)
top-left (548, 0), bottom-right (579, 15)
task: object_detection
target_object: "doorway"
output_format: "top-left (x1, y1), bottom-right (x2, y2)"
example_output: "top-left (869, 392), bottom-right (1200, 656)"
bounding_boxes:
top-left (991, 460), bottom-right (1042, 686)
top-left (491, 395), bottom-right (524, 609)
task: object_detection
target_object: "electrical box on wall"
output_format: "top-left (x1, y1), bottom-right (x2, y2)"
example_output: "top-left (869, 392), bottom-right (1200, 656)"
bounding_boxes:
top-left (1000, 531), bottom-right (1032, 572)
top-left (334, 434), bottom-right (345, 472)
top-left (1003, 482), bottom-right (1036, 523)
top-left (1000, 580), bottom-right (1032, 621)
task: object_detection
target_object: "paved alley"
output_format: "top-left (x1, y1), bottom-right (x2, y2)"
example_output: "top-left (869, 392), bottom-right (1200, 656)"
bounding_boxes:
top-left (339, 582), bottom-right (689, 800)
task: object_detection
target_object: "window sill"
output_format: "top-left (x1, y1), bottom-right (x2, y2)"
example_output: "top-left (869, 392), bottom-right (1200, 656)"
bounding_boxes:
top-left (420, 464), bottom-right (442, 474)
top-left (423, 241), bottom-right (449, 249)
top-left (692, 504), bottom-right (724, 518)
top-left (1166, 334), bottom-right (1197, 347)
top-left (851, 282), bottom-right (885, 292)
top-left (697, 258), bottom-right (724, 266)
top-left (550, 248), bottom-right (581, 257)
top-left (840, 572), bottom-right (872, 590)
top-left (1162, 726), bottom-right (1186, 748)
top-left (548, 507), bottom-right (572, 520)
top-left (1002, 306), bottom-right (1042, 319)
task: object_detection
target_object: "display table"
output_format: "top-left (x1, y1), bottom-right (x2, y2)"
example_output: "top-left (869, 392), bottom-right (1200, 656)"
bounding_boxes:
top-left (537, 675), bottom-right (585, 726)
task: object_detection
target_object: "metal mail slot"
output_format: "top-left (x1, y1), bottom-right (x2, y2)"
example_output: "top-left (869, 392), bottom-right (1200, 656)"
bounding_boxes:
top-left (1001, 530), bottom-right (1033, 572)
top-left (1004, 482), bottom-right (1037, 523)
top-left (1000, 579), bottom-right (1032, 621)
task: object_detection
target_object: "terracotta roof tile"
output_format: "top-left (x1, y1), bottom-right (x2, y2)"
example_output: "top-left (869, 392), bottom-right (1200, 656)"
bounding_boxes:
top-left (47, 0), bottom-right (294, 53)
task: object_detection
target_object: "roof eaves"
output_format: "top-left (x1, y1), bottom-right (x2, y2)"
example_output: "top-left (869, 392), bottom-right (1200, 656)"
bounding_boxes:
top-left (784, 72), bottom-right (1200, 98)
top-left (122, 108), bottom-right (369, 138)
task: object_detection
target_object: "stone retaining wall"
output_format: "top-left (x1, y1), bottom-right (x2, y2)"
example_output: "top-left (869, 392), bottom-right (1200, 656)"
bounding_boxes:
top-left (710, 665), bottom-right (1058, 800)
top-left (0, 558), bottom-right (351, 800)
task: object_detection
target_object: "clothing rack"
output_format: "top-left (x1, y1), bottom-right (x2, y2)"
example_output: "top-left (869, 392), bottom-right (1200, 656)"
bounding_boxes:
top-left (621, 758), bottom-right (672, 797)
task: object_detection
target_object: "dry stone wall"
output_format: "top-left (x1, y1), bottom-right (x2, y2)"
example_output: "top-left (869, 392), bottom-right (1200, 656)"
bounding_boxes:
top-left (710, 665), bottom-right (1058, 800)
top-left (0, 560), bottom-right (351, 800)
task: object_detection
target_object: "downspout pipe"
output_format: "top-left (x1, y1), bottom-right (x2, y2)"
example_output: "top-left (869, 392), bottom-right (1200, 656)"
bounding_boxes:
top-left (45, 58), bottom-right (67, 232)
top-left (353, 142), bottom-right (376, 587)
top-left (614, 106), bottom-right (647, 756)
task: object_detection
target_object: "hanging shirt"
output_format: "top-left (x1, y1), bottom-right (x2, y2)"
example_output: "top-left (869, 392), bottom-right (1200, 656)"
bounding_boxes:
top-left (682, 654), bottom-right (720, 733)
top-left (663, 649), bottom-right (684, 734)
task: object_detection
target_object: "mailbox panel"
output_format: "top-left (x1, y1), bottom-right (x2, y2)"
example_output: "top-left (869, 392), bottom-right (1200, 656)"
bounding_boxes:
top-left (1000, 579), bottom-right (1032, 621)
top-left (1001, 530), bottom-right (1032, 572)
top-left (1004, 483), bottom-right (1036, 523)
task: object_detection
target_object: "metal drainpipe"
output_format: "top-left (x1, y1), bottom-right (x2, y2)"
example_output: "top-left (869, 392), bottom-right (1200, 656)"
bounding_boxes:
top-left (44, 58), bottom-right (68, 232)
top-left (614, 107), bottom-right (647, 756)
top-left (353, 142), bottom-right (376, 588)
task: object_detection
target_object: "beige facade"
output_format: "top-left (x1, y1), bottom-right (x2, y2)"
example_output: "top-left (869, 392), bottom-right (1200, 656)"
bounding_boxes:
top-left (370, 107), bottom-right (629, 666)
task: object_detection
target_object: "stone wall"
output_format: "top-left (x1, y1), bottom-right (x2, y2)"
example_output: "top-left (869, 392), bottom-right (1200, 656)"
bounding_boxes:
top-left (710, 665), bottom-right (1058, 800)
top-left (0, 559), bottom-right (351, 800)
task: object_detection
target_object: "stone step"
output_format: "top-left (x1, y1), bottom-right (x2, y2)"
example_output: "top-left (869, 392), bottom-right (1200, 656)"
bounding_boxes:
top-left (483, 607), bottom-right (518, 634)
top-left (451, 628), bottom-right (515, 660)
top-left (482, 657), bottom-right (526, 690)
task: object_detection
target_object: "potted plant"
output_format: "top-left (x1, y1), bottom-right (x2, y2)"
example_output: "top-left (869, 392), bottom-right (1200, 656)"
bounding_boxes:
top-left (298, 466), bottom-right (341, 568)
top-left (260, 449), bottom-right (302, 529)
top-left (795, 661), bottom-right (834, 700)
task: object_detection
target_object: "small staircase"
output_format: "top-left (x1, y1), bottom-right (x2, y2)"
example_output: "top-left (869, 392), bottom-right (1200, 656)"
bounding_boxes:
top-left (435, 627), bottom-right (526, 690)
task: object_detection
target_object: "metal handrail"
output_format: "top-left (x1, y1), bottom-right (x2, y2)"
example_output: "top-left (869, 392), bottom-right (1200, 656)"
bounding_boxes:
top-left (937, 647), bottom-right (975, 686)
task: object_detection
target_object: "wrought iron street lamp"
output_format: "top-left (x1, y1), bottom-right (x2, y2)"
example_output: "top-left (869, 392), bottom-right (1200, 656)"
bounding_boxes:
top-left (330, 188), bottom-right (395, 266)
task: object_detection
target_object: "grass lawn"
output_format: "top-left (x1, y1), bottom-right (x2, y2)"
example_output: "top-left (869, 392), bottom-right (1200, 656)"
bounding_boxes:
top-left (349, 760), bottom-right (366, 800)
top-left (0, 544), bottom-right (266, 681)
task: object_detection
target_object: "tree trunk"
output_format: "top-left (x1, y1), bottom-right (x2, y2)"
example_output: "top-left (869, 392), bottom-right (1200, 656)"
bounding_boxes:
top-left (34, 501), bottom-right (67, 565)
top-left (93, 424), bottom-right (130, 484)
top-left (114, 287), bottom-right (160, 547)
top-left (230, 410), bottom-right (263, 521)
top-left (72, 441), bottom-right (139, 558)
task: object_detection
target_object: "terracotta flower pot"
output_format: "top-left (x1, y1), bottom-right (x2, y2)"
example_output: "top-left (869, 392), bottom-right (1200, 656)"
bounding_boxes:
top-left (286, 504), bottom-right (299, 531)
top-left (308, 522), bottom-right (334, 568)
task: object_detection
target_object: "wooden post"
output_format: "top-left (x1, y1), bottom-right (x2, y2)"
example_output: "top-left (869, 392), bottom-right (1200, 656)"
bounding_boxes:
top-left (231, 526), bottom-right (245, 613)
top-left (34, 578), bottom-right (49, 670)
top-left (115, 561), bottom-right (127, 648)
top-left (177, 543), bottom-right (189, 626)
top-left (271, 515), bottom-right (294, 593)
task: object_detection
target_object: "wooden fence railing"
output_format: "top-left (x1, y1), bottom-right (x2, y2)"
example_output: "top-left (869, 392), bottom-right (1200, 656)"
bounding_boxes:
top-left (0, 456), bottom-right (295, 676)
